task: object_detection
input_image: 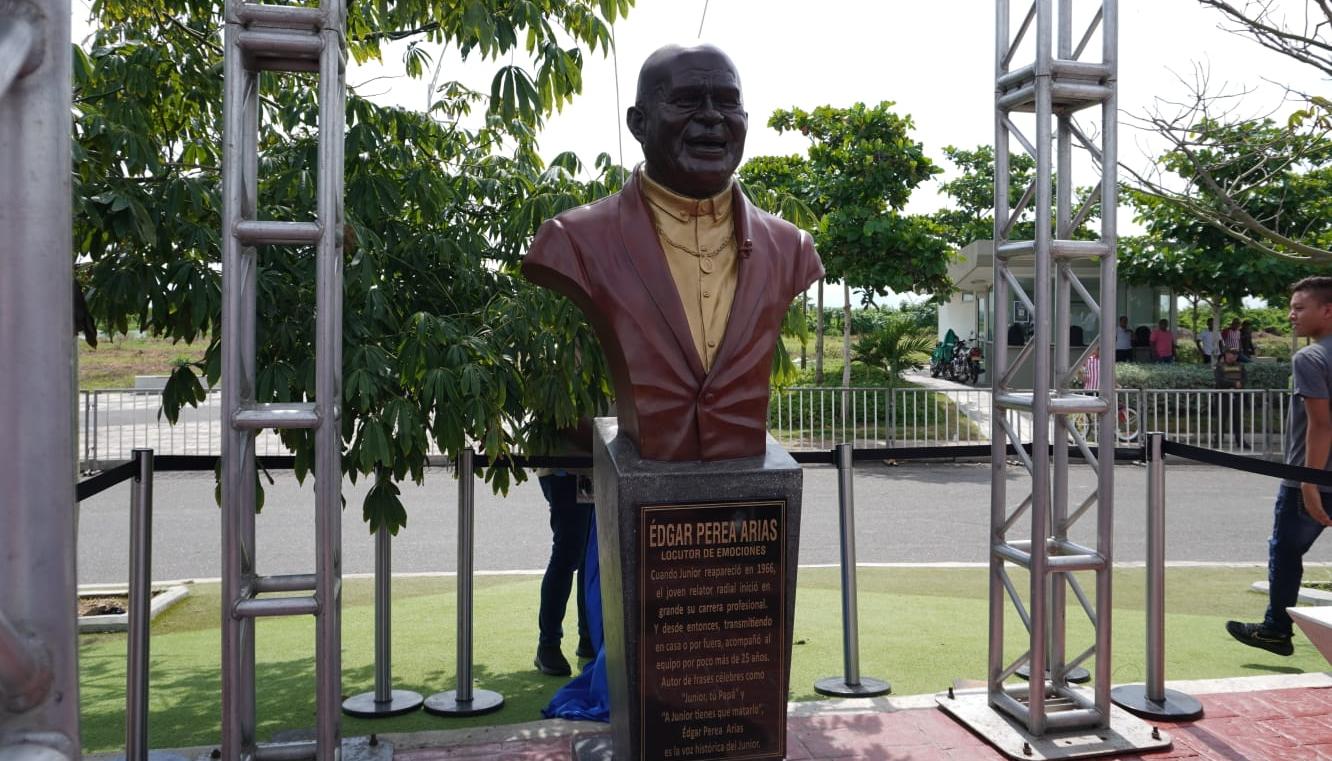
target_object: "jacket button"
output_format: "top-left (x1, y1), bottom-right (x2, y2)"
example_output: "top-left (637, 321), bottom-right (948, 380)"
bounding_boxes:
top-left (703, 392), bottom-right (716, 404)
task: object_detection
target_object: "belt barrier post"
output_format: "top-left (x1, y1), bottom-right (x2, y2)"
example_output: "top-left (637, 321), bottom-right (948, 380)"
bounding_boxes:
top-left (121, 450), bottom-right (186, 761)
top-left (342, 525), bottom-right (424, 717)
top-left (425, 448), bottom-right (504, 716)
top-left (126, 449), bottom-right (152, 761)
top-left (1111, 433), bottom-right (1202, 720)
top-left (814, 444), bottom-right (890, 697)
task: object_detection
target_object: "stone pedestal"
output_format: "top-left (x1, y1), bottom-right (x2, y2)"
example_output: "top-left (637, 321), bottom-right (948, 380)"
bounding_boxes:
top-left (585, 418), bottom-right (802, 761)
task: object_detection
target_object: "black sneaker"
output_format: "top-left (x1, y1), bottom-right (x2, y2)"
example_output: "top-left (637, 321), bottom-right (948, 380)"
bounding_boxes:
top-left (575, 636), bottom-right (596, 659)
top-left (535, 645), bottom-right (572, 676)
top-left (1225, 620), bottom-right (1293, 656)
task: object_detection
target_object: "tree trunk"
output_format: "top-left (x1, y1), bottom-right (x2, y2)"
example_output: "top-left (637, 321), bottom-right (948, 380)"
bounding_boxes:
top-left (815, 280), bottom-right (825, 384)
top-left (841, 281), bottom-right (852, 387)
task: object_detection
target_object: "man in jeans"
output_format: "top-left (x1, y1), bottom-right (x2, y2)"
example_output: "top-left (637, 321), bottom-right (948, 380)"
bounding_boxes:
top-left (535, 468), bottom-right (595, 675)
top-left (1227, 276), bottom-right (1332, 655)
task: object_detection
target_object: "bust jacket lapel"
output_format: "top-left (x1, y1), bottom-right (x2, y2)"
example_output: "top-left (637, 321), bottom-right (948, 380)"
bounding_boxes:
top-left (617, 170), bottom-right (707, 383)
top-left (704, 184), bottom-right (764, 388)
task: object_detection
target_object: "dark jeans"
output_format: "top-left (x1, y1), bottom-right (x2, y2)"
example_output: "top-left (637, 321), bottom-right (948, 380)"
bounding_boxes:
top-left (538, 474), bottom-right (593, 647)
top-left (1115, 349), bottom-right (1132, 363)
top-left (1265, 485), bottom-right (1326, 636)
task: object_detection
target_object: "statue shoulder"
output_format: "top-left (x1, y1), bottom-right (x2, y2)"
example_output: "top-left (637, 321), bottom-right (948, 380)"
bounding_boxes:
top-left (745, 204), bottom-right (813, 251)
top-left (542, 189), bottom-right (623, 234)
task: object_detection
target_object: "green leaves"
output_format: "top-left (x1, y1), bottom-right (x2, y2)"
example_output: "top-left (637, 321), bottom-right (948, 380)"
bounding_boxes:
top-left (852, 315), bottom-right (935, 385)
top-left (745, 102), bottom-right (952, 300)
top-left (77, 0), bottom-right (629, 534)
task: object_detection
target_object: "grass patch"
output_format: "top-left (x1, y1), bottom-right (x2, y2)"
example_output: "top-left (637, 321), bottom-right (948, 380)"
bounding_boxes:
top-left (81, 567), bottom-right (1320, 753)
top-left (79, 333), bottom-right (207, 390)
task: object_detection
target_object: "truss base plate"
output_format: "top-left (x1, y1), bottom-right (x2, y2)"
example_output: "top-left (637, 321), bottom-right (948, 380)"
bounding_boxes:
top-left (814, 675), bottom-right (891, 697)
top-left (423, 688), bottom-right (504, 717)
top-left (1110, 685), bottom-right (1204, 721)
top-left (935, 689), bottom-right (1171, 760)
top-left (342, 689), bottom-right (424, 718)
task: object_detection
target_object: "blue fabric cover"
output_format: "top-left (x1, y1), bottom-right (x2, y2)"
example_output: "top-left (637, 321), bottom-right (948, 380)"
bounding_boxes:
top-left (542, 516), bottom-right (611, 721)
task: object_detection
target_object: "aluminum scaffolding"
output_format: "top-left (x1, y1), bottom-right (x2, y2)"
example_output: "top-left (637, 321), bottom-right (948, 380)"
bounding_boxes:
top-left (220, 3), bottom-right (347, 760)
top-left (989, 0), bottom-right (1118, 736)
top-left (0, 1), bottom-right (79, 759)
top-left (942, 1), bottom-right (1166, 757)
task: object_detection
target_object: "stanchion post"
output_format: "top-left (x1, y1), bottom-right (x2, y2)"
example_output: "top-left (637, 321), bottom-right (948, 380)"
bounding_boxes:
top-left (126, 449), bottom-right (152, 761)
top-left (814, 444), bottom-right (890, 697)
top-left (425, 448), bottom-right (503, 716)
top-left (1111, 433), bottom-right (1202, 720)
top-left (341, 525), bottom-right (423, 718)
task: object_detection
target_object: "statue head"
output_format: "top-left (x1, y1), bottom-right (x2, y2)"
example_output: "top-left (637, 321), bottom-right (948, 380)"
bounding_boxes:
top-left (627, 43), bottom-right (748, 199)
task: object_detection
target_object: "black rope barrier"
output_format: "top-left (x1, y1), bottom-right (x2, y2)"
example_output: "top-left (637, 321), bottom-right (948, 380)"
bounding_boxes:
top-left (78, 455), bottom-right (298, 500)
top-left (79, 443), bottom-right (1143, 501)
top-left (76, 459), bottom-right (137, 501)
top-left (1160, 439), bottom-right (1332, 488)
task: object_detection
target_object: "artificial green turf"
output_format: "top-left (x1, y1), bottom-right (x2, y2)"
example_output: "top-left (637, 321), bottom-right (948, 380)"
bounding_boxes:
top-left (79, 567), bottom-right (1328, 753)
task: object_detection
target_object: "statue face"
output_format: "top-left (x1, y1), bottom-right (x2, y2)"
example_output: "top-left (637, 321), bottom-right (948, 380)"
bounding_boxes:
top-left (628, 47), bottom-right (748, 199)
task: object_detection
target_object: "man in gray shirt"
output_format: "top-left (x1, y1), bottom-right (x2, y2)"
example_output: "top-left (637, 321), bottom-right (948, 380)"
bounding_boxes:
top-left (1227, 277), bottom-right (1332, 655)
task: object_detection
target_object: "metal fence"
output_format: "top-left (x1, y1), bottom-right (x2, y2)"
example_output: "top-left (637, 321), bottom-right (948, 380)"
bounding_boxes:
top-left (765, 386), bottom-right (1290, 458)
top-left (78, 386), bottom-right (1294, 470)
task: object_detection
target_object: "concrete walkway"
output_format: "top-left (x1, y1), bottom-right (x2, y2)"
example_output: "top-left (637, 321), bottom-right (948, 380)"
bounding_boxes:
top-left (904, 369), bottom-right (1003, 438)
top-left (379, 673), bottom-right (1332, 760)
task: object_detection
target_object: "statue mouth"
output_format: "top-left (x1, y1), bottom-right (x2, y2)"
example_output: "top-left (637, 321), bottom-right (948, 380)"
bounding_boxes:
top-left (684, 135), bottom-right (729, 155)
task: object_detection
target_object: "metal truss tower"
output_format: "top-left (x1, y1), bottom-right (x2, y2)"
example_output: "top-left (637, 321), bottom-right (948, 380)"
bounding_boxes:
top-left (939, 2), bottom-right (1167, 754)
top-left (0, 1), bottom-right (80, 757)
top-left (987, 0), bottom-right (1119, 737)
top-left (220, 3), bottom-right (347, 760)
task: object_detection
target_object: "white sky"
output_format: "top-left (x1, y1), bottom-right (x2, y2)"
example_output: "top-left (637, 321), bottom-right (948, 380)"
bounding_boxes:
top-left (74, 1), bottom-right (1329, 306)
top-left (354, 0), bottom-right (1328, 205)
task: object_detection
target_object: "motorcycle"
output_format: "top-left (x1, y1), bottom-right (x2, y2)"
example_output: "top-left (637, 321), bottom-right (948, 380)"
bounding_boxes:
top-left (932, 337), bottom-right (985, 384)
top-left (964, 342), bottom-right (984, 384)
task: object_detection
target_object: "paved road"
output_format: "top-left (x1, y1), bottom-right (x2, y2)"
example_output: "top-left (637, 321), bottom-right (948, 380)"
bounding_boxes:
top-left (77, 460), bottom-right (1327, 584)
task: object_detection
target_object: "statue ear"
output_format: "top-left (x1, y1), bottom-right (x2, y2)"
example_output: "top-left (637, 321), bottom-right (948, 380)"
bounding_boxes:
top-left (626, 105), bottom-right (647, 144)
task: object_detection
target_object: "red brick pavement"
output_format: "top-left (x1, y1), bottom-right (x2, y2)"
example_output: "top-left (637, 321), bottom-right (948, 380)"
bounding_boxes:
top-left (394, 686), bottom-right (1332, 761)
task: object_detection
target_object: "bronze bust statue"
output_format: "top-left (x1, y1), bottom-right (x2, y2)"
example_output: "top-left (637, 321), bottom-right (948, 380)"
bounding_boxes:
top-left (522, 44), bottom-right (823, 461)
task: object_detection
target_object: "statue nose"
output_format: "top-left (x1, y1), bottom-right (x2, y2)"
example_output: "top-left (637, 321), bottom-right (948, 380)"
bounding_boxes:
top-left (696, 95), bottom-right (723, 122)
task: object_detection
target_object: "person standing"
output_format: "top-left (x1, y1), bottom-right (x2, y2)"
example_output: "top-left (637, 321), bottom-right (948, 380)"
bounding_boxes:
top-left (1081, 344), bottom-right (1101, 390)
top-left (1150, 319), bottom-right (1176, 363)
top-left (1222, 318), bottom-right (1242, 354)
top-left (1115, 315), bottom-right (1133, 363)
top-left (1214, 347), bottom-right (1247, 448)
top-left (1226, 277), bottom-right (1332, 655)
top-left (1197, 319), bottom-right (1218, 365)
top-left (534, 418), bottom-right (598, 676)
top-left (534, 467), bottom-right (595, 675)
top-left (1241, 319), bottom-right (1258, 360)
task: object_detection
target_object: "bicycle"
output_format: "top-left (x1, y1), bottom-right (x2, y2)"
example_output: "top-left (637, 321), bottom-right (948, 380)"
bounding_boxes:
top-left (1068, 397), bottom-right (1139, 444)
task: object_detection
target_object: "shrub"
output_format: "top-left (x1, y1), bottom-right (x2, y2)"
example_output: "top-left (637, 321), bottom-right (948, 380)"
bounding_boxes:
top-left (1115, 360), bottom-right (1290, 390)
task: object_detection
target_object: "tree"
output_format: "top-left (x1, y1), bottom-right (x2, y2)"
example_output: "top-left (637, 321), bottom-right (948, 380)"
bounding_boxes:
top-left (742, 102), bottom-right (951, 386)
top-left (75, 1), bottom-right (633, 532)
top-left (932, 145), bottom-right (1037, 249)
top-left (852, 315), bottom-right (933, 385)
top-left (1127, 0), bottom-right (1332, 260)
top-left (1120, 165), bottom-right (1320, 328)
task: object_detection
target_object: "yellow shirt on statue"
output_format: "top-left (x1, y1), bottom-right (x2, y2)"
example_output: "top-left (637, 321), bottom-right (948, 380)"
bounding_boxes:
top-left (639, 169), bottom-right (739, 373)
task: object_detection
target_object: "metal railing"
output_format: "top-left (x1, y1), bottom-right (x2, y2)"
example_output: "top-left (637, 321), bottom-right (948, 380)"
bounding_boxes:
top-left (76, 386), bottom-right (1294, 469)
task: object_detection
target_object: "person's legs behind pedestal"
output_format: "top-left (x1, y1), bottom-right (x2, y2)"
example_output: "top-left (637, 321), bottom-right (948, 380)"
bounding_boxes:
top-left (1227, 485), bottom-right (1323, 655)
top-left (536, 473), bottom-right (594, 675)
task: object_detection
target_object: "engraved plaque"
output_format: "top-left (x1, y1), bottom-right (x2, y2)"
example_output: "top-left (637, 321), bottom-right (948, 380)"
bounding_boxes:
top-left (640, 500), bottom-right (786, 761)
